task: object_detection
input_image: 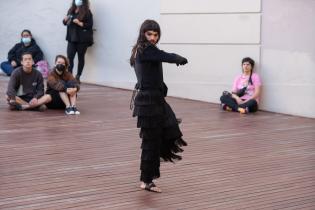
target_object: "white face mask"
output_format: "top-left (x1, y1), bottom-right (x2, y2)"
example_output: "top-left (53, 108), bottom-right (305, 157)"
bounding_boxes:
top-left (22, 37), bottom-right (31, 44)
top-left (75, 0), bottom-right (83, 6)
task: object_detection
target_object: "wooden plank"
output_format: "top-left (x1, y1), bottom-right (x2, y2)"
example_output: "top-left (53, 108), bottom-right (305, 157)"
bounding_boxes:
top-left (0, 76), bottom-right (314, 209)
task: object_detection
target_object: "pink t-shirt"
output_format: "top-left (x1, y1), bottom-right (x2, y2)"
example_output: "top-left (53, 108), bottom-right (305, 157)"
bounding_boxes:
top-left (232, 73), bottom-right (262, 102)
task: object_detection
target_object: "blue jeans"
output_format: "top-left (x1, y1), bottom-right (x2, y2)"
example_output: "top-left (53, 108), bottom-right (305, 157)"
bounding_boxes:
top-left (0, 61), bottom-right (14, 76)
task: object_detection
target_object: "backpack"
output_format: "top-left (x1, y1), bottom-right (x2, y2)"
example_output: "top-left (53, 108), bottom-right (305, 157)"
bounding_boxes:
top-left (35, 60), bottom-right (50, 79)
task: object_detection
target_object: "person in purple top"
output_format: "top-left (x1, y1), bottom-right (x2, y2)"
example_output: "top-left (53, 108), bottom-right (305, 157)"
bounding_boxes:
top-left (220, 57), bottom-right (262, 114)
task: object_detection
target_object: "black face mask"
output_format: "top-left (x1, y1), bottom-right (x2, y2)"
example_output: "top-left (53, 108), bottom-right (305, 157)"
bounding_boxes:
top-left (56, 64), bottom-right (66, 73)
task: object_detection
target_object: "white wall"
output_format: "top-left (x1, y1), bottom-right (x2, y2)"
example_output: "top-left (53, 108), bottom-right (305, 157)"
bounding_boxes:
top-left (83, 0), bottom-right (159, 88)
top-left (0, 0), bottom-right (160, 89)
top-left (260, 0), bottom-right (315, 118)
top-left (159, 0), bottom-right (262, 103)
top-left (0, 0), bottom-right (69, 67)
top-left (1, 0), bottom-right (314, 118)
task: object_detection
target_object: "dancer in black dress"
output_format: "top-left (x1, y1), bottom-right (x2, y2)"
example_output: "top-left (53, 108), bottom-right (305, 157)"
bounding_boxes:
top-left (130, 19), bottom-right (188, 193)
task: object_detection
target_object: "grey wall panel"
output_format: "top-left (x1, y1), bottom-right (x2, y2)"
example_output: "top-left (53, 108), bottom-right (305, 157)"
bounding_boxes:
top-left (160, 14), bottom-right (261, 44)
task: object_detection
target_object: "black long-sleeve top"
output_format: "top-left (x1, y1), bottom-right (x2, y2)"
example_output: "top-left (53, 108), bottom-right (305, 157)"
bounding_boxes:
top-left (6, 67), bottom-right (44, 100)
top-left (134, 44), bottom-right (185, 91)
top-left (63, 10), bottom-right (93, 44)
top-left (8, 39), bottom-right (43, 66)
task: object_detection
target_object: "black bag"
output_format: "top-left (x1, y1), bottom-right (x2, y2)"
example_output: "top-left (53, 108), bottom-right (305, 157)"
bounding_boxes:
top-left (222, 86), bottom-right (246, 98)
top-left (235, 86), bottom-right (247, 97)
top-left (82, 29), bottom-right (94, 47)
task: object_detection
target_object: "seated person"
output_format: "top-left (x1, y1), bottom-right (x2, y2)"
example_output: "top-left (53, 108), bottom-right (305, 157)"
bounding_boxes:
top-left (220, 57), bottom-right (262, 114)
top-left (1, 29), bottom-right (43, 76)
top-left (6, 52), bottom-right (51, 111)
top-left (46, 55), bottom-right (80, 115)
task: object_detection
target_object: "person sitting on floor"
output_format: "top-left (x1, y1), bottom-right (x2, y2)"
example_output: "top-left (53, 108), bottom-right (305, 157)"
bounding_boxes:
top-left (1, 29), bottom-right (44, 76)
top-left (46, 55), bottom-right (80, 115)
top-left (220, 57), bottom-right (262, 114)
top-left (6, 52), bottom-right (51, 111)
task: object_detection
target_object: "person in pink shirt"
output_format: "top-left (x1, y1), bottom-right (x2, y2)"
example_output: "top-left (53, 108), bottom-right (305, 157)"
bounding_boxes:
top-left (220, 57), bottom-right (262, 114)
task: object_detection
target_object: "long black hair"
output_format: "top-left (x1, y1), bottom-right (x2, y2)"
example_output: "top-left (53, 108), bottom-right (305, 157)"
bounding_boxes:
top-left (68, 0), bottom-right (91, 21)
top-left (242, 57), bottom-right (255, 85)
top-left (130, 19), bottom-right (161, 66)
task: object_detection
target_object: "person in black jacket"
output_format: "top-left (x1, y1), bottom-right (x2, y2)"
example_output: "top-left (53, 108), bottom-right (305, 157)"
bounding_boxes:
top-left (0, 29), bottom-right (43, 76)
top-left (63, 0), bottom-right (93, 83)
top-left (130, 19), bottom-right (188, 193)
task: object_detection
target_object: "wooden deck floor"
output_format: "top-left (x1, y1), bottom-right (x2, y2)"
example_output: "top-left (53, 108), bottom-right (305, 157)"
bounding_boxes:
top-left (0, 76), bottom-right (314, 210)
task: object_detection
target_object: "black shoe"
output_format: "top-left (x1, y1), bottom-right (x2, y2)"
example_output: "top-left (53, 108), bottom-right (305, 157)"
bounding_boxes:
top-left (8, 100), bottom-right (22, 111)
top-left (36, 104), bottom-right (47, 112)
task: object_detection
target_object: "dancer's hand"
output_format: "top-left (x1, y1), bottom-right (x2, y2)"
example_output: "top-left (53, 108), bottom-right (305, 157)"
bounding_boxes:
top-left (176, 56), bottom-right (188, 66)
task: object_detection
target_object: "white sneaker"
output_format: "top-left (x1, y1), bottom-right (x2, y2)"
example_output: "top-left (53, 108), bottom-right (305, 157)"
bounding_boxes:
top-left (65, 107), bottom-right (74, 115)
top-left (72, 106), bottom-right (80, 115)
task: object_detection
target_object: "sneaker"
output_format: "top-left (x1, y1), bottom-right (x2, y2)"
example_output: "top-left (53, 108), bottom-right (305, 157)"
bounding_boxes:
top-left (65, 106), bottom-right (74, 115)
top-left (8, 100), bottom-right (22, 111)
top-left (72, 106), bottom-right (80, 115)
top-left (36, 104), bottom-right (47, 112)
top-left (238, 107), bottom-right (248, 114)
top-left (221, 103), bottom-right (232, 112)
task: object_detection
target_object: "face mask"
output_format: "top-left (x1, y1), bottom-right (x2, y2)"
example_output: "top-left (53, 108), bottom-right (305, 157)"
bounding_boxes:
top-left (55, 64), bottom-right (66, 75)
top-left (22, 37), bottom-right (31, 44)
top-left (75, 0), bottom-right (83, 6)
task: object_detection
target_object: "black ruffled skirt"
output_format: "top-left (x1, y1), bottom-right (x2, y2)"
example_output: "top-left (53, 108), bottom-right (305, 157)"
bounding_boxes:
top-left (132, 89), bottom-right (187, 182)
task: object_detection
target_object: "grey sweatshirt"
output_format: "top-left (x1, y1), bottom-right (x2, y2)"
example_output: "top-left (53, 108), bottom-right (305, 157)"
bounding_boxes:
top-left (6, 67), bottom-right (44, 100)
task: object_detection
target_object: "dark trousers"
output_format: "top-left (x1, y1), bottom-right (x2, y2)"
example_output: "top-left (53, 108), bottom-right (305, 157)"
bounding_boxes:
top-left (0, 61), bottom-right (15, 76)
top-left (140, 127), bottom-right (162, 183)
top-left (220, 95), bottom-right (258, 113)
top-left (67, 42), bottom-right (88, 77)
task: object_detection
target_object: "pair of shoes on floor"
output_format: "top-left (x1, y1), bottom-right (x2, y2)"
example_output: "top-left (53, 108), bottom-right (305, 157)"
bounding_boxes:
top-left (140, 182), bottom-right (162, 193)
top-left (65, 106), bottom-right (80, 115)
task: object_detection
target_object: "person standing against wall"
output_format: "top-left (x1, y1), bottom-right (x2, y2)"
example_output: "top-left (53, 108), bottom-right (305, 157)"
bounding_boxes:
top-left (130, 20), bottom-right (188, 193)
top-left (63, 0), bottom-right (93, 83)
